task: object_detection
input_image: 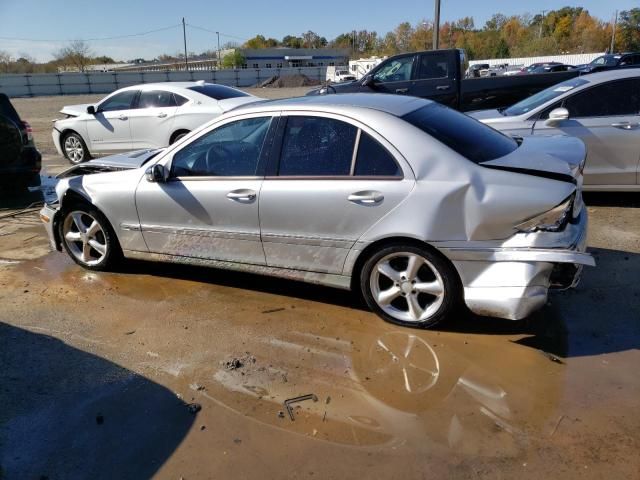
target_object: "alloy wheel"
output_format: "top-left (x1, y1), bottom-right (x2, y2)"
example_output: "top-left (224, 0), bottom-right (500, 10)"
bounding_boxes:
top-left (64, 135), bottom-right (85, 164)
top-left (62, 211), bottom-right (108, 266)
top-left (369, 252), bottom-right (445, 323)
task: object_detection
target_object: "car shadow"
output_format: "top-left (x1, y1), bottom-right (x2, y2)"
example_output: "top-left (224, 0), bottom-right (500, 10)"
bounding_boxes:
top-left (584, 191), bottom-right (640, 208)
top-left (0, 322), bottom-right (195, 480)
top-left (121, 245), bottom-right (639, 360)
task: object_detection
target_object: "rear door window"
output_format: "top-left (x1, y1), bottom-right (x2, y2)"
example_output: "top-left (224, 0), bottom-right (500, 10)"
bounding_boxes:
top-left (416, 53), bottom-right (449, 80)
top-left (563, 79), bottom-right (640, 117)
top-left (137, 90), bottom-right (177, 108)
top-left (278, 116), bottom-right (357, 176)
top-left (354, 132), bottom-right (401, 176)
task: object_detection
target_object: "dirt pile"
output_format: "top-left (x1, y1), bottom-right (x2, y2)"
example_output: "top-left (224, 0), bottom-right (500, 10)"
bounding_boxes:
top-left (257, 74), bottom-right (321, 88)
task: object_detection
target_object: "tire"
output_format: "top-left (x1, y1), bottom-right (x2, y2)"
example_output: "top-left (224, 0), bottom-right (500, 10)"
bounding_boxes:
top-left (170, 131), bottom-right (189, 144)
top-left (62, 132), bottom-right (90, 164)
top-left (58, 205), bottom-right (120, 271)
top-left (360, 244), bottom-right (460, 329)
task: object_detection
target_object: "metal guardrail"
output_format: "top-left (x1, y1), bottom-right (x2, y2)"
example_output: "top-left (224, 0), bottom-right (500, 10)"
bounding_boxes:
top-left (0, 67), bottom-right (327, 97)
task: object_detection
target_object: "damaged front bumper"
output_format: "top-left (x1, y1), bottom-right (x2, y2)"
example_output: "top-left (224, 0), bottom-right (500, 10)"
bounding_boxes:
top-left (440, 209), bottom-right (593, 320)
top-left (39, 203), bottom-right (61, 251)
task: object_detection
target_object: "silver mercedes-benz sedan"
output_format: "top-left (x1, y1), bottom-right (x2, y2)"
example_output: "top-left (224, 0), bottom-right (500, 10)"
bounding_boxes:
top-left (40, 94), bottom-right (594, 328)
top-left (468, 69), bottom-right (640, 191)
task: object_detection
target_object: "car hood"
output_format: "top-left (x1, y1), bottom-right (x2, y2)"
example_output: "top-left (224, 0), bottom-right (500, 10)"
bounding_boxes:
top-left (57, 149), bottom-right (163, 178)
top-left (59, 103), bottom-right (94, 117)
top-left (467, 109), bottom-right (503, 120)
top-left (480, 135), bottom-right (585, 183)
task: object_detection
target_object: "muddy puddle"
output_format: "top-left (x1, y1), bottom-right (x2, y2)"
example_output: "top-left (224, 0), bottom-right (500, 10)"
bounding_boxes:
top-left (1, 245), bottom-right (639, 478)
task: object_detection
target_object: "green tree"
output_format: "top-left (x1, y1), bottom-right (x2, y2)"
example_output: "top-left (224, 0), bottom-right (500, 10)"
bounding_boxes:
top-left (617, 8), bottom-right (640, 52)
top-left (221, 51), bottom-right (246, 69)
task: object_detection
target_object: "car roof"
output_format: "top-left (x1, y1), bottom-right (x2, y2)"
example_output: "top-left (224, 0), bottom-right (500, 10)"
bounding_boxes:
top-left (118, 81), bottom-right (240, 92)
top-left (579, 68), bottom-right (640, 83)
top-left (235, 93), bottom-right (431, 117)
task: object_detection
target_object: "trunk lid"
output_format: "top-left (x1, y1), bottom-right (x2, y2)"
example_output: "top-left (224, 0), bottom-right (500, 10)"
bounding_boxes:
top-left (479, 135), bottom-right (585, 183)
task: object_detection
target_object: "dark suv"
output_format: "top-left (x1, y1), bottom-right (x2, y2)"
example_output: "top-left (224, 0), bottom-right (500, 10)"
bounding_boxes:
top-left (0, 93), bottom-right (41, 190)
top-left (577, 53), bottom-right (640, 73)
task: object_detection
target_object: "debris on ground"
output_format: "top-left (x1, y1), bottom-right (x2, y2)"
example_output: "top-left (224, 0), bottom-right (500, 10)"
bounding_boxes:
top-left (95, 414), bottom-right (104, 425)
top-left (187, 403), bottom-right (201, 414)
top-left (223, 353), bottom-right (256, 371)
top-left (262, 307), bottom-right (286, 314)
top-left (277, 410), bottom-right (285, 418)
top-left (189, 383), bottom-right (206, 391)
top-left (256, 74), bottom-right (321, 88)
top-left (284, 394), bottom-right (319, 421)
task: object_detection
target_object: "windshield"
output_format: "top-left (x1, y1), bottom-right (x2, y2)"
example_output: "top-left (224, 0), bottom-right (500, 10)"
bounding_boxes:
top-left (402, 103), bottom-right (518, 164)
top-left (503, 77), bottom-right (589, 116)
top-left (590, 55), bottom-right (619, 66)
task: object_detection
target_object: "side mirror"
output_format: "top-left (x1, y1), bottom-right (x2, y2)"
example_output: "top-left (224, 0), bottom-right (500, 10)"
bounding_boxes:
top-left (362, 75), bottom-right (376, 88)
top-left (145, 164), bottom-right (166, 183)
top-left (545, 107), bottom-right (569, 127)
top-left (86, 105), bottom-right (96, 115)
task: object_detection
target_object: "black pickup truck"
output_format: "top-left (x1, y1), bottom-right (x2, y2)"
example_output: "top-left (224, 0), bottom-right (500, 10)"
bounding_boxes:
top-left (307, 49), bottom-right (580, 112)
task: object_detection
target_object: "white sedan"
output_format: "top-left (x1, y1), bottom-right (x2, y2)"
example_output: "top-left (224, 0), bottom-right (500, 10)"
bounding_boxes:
top-left (52, 82), bottom-right (259, 164)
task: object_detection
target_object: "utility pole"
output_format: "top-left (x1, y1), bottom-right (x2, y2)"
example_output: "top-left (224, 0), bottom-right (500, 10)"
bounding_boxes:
top-left (432, 0), bottom-right (441, 50)
top-left (182, 17), bottom-right (188, 71)
top-left (216, 31), bottom-right (221, 68)
top-left (422, 21), bottom-right (428, 50)
top-left (538, 10), bottom-right (547, 39)
top-left (610, 10), bottom-right (618, 53)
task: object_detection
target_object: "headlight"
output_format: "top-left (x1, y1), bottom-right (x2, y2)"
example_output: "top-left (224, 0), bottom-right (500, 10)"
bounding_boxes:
top-left (515, 195), bottom-right (573, 233)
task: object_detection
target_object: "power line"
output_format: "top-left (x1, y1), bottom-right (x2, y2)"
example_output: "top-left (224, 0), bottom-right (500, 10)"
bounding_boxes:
top-left (0, 24), bottom-right (181, 43)
top-left (186, 24), bottom-right (247, 43)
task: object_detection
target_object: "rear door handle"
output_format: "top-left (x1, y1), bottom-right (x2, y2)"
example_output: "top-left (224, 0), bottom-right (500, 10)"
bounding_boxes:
top-left (348, 191), bottom-right (384, 205)
top-left (227, 189), bottom-right (256, 202)
top-left (611, 122), bottom-right (639, 130)
top-left (395, 88), bottom-right (409, 94)
top-left (436, 85), bottom-right (450, 91)
top-left (118, 115), bottom-right (128, 121)
top-left (157, 112), bottom-right (168, 118)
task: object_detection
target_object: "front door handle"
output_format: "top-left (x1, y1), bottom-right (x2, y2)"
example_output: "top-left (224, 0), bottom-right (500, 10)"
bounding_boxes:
top-left (348, 191), bottom-right (384, 205)
top-left (436, 85), bottom-right (450, 91)
top-left (157, 112), bottom-right (168, 118)
top-left (118, 115), bottom-right (128, 121)
top-left (227, 189), bottom-right (256, 202)
top-left (611, 122), bottom-right (639, 130)
top-left (395, 88), bottom-right (409, 94)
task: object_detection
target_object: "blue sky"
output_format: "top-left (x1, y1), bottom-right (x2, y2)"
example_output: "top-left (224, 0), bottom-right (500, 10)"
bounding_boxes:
top-left (0, 0), bottom-right (634, 61)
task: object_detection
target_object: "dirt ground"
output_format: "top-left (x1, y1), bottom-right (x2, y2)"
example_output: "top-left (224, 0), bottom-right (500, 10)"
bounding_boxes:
top-left (0, 95), bottom-right (639, 479)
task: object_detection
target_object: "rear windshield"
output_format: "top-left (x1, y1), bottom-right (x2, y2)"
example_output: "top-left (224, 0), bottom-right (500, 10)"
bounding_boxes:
top-left (402, 103), bottom-right (518, 163)
top-left (0, 94), bottom-right (21, 124)
top-left (188, 84), bottom-right (250, 100)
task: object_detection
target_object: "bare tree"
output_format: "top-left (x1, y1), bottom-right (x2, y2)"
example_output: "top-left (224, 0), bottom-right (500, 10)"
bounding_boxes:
top-left (55, 40), bottom-right (93, 72)
top-left (0, 50), bottom-right (11, 73)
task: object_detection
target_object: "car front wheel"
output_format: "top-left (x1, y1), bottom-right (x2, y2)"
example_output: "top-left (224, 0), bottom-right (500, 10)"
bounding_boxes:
top-left (59, 206), bottom-right (119, 271)
top-left (62, 132), bottom-right (90, 164)
top-left (360, 244), bottom-right (460, 328)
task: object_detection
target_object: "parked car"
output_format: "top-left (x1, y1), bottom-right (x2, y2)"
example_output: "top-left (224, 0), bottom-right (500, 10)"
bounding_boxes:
top-left (40, 94), bottom-right (593, 328)
top-left (326, 66), bottom-right (357, 83)
top-left (52, 82), bottom-right (259, 164)
top-left (576, 52), bottom-right (640, 73)
top-left (518, 62), bottom-right (563, 74)
top-left (468, 69), bottom-right (640, 191)
top-left (307, 49), bottom-right (581, 111)
top-left (0, 93), bottom-right (41, 190)
top-left (530, 64), bottom-right (575, 73)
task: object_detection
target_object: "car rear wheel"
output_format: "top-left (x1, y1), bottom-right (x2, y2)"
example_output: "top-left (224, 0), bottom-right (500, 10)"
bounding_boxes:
top-left (59, 206), bottom-right (119, 271)
top-left (360, 244), bottom-right (460, 328)
top-left (62, 132), bottom-right (90, 164)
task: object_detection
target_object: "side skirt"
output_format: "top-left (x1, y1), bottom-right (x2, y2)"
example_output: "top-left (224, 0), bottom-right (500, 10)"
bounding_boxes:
top-left (122, 250), bottom-right (352, 290)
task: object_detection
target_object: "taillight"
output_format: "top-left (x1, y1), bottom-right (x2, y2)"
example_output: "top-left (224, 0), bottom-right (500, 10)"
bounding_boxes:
top-left (22, 121), bottom-right (33, 142)
top-left (515, 195), bottom-right (574, 233)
